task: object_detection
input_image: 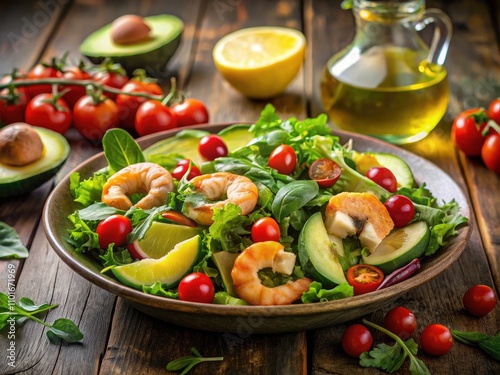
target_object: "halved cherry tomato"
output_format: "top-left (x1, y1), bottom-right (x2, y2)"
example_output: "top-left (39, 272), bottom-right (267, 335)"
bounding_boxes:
top-left (268, 144), bottom-right (297, 175)
top-left (171, 98), bottom-right (209, 127)
top-left (463, 284), bottom-right (497, 317)
top-left (96, 214), bottom-right (133, 249)
top-left (171, 160), bottom-right (201, 181)
top-left (451, 108), bottom-right (487, 156)
top-left (73, 95), bottom-right (119, 141)
top-left (342, 324), bottom-right (373, 357)
top-left (384, 194), bottom-right (415, 228)
top-left (366, 167), bottom-right (397, 192)
top-left (346, 264), bottom-right (384, 295)
top-left (481, 132), bottom-right (500, 175)
top-left (419, 324), bottom-right (453, 356)
top-left (198, 134), bottom-right (228, 161)
top-left (25, 93), bottom-right (72, 134)
top-left (251, 217), bottom-right (281, 242)
top-left (178, 272), bottom-right (215, 303)
top-left (161, 211), bottom-right (198, 227)
top-left (134, 100), bottom-right (178, 136)
top-left (384, 306), bottom-right (417, 340)
top-left (308, 158), bottom-right (342, 188)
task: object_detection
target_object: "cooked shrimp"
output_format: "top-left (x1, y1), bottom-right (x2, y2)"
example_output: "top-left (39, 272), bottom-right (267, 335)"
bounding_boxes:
top-left (231, 241), bottom-right (312, 306)
top-left (325, 192), bottom-right (394, 252)
top-left (102, 162), bottom-right (173, 210)
top-left (184, 172), bottom-right (258, 226)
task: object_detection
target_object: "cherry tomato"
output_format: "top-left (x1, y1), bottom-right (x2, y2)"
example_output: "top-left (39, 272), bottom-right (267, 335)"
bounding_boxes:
top-left (0, 87), bottom-right (30, 124)
top-left (384, 306), bottom-right (417, 340)
top-left (251, 217), bottom-right (281, 243)
top-left (61, 66), bottom-right (92, 108)
top-left (27, 63), bottom-right (63, 98)
top-left (463, 284), bottom-right (497, 317)
top-left (481, 132), bottom-right (500, 175)
top-left (366, 167), bottom-right (397, 192)
top-left (451, 108), bottom-right (488, 156)
top-left (171, 98), bottom-right (209, 127)
top-left (178, 272), bottom-right (215, 303)
top-left (116, 79), bottom-right (162, 132)
top-left (161, 211), bottom-right (198, 227)
top-left (25, 93), bottom-right (71, 134)
top-left (93, 70), bottom-right (129, 100)
top-left (198, 134), bottom-right (228, 161)
top-left (342, 324), bottom-right (373, 357)
top-left (346, 264), bottom-right (385, 295)
top-left (488, 98), bottom-right (500, 124)
top-left (135, 100), bottom-right (178, 136)
top-left (384, 194), bottom-right (415, 228)
top-left (308, 158), bottom-right (342, 188)
top-left (419, 324), bottom-right (453, 356)
top-left (73, 95), bottom-right (119, 141)
top-left (96, 214), bottom-right (133, 249)
top-left (171, 160), bottom-right (201, 181)
top-left (268, 144), bottom-right (297, 175)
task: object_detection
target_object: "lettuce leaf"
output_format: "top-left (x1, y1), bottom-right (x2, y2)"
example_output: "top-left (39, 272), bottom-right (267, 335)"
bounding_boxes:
top-left (301, 281), bottom-right (353, 303)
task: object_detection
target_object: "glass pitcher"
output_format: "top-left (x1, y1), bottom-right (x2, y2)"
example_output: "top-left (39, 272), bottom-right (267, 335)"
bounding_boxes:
top-left (320, 0), bottom-right (452, 144)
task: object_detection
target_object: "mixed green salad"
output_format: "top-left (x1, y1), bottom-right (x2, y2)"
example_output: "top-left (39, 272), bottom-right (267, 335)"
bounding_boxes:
top-left (66, 104), bottom-right (468, 305)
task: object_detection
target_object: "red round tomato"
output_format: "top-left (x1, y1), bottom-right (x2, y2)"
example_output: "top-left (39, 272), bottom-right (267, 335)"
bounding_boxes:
top-left (25, 93), bottom-right (71, 134)
top-left (488, 98), bottom-right (500, 124)
top-left (451, 108), bottom-right (488, 156)
top-left (135, 100), bottom-right (178, 136)
top-left (73, 95), bottom-right (119, 141)
top-left (251, 217), bottom-right (281, 243)
top-left (366, 167), bottom-right (397, 192)
top-left (96, 214), bottom-right (133, 249)
top-left (384, 306), bottom-right (417, 340)
top-left (268, 144), bottom-right (297, 175)
top-left (308, 158), bottom-right (342, 188)
top-left (161, 211), bottom-right (198, 227)
top-left (61, 66), bottom-right (91, 108)
top-left (93, 70), bottom-right (129, 100)
top-left (171, 160), bottom-right (201, 181)
top-left (178, 272), bottom-right (215, 303)
top-left (0, 87), bottom-right (30, 124)
top-left (346, 264), bottom-right (384, 295)
top-left (171, 98), bottom-right (209, 127)
top-left (463, 284), bottom-right (497, 317)
top-left (198, 134), bottom-right (228, 161)
top-left (27, 63), bottom-right (63, 98)
top-left (116, 79), bottom-right (162, 132)
top-left (342, 324), bottom-right (373, 357)
top-left (481, 132), bottom-right (500, 174)
top-left (419, 324), bottom-right (453, 356)
top-left (384, 195), bottom-right (415, 228)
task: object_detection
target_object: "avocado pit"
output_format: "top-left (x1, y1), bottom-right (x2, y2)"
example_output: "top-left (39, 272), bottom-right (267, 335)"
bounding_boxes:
top-left (0, 123), bottom-right (44, 166)
top-left (110, 14), bottom-right (151, 45)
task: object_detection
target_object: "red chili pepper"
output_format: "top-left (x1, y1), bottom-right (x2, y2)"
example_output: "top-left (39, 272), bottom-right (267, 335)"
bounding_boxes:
top-left (376, 259), bottom-right (421, 290)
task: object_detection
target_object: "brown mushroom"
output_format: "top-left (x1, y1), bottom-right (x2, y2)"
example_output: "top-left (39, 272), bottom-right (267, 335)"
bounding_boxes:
top-left (0, 123), bottom-right (44, 166)
top-left (110, 14), bottom-right (151, 45)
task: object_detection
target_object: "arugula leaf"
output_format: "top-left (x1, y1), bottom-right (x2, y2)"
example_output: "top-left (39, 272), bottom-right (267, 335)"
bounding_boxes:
top-left (272, 180), bottom-right (319, 222)
top-left (0, 221), bottom-right (28, 259)
top-left (127, 204), bottom-right (171, 243)
top-left (301, 281), bottom-right (353, 303)
top-left (102, 128), bottom-right (145, 174)
top-left (166, 347), bottom-right (223, 375)
top-left (451, 329), bottom-right (500, 361)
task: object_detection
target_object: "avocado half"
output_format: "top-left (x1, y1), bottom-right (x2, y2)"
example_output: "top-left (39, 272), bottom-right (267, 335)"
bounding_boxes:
top-left (0, 127), bottom-right (70, 198)
top-left (79, 14), bottom-right (184, 74)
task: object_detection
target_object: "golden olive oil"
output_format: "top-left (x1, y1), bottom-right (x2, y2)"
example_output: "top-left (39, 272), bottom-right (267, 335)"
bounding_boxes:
top-left (321, 46), bottom-right (449, 144)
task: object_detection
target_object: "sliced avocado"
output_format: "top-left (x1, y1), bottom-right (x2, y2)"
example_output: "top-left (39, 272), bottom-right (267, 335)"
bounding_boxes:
top-left (0, 127), bottom-right (70, 198)
top-left (298, 212), bottom-right (347, 288)
top-left (362, 221), bottom-right (430, 274)
top-left (211, 251), bottom-right (239, 297)
top-left (80, 14), bottom-right (184, 74)
top-left (353, 151), bottom-right (415, 188)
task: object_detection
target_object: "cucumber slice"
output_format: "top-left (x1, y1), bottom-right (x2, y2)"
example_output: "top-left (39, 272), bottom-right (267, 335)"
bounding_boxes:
top-left (362, 221), bottom-right (430, 274)
top-left (354, 151), bottom-right (415, 188)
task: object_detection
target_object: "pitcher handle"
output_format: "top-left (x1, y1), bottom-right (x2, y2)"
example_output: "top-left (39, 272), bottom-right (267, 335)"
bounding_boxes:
top-left (414, 9), bottom-right (452, 66)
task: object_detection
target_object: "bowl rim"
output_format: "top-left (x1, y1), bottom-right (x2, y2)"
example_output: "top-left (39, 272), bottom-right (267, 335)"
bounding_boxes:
top-left (42, 123), bottom-right (471, 319)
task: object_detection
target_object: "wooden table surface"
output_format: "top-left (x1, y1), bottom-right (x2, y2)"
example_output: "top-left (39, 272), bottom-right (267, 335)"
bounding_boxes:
top-left (1, 0), bottom-right (499, 374)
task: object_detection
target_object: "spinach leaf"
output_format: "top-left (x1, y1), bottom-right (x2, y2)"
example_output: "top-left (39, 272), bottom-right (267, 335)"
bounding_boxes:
top-left (451, 329), bottom-right (500, 361)
top-left (0, 221), bottom-right (28, 259)
top-left (102, 128), bottom-right (145, 174)
top-left (272, 180), bottom-right (319, 222)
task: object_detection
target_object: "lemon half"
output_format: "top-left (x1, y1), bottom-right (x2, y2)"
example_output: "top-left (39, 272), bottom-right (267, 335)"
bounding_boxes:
top-left (213, 27), bottom-right (306, 99)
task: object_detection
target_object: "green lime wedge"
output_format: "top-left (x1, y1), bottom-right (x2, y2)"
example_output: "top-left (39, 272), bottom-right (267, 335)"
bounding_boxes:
top-left (112, 235), bottom-right (201, 289)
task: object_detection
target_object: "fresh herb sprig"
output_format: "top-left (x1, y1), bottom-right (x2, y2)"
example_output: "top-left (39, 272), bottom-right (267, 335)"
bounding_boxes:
top-left (0, 292), bottom-right (83, 344)
top-left (451, 329), bottom-right (500, 361)
top-left (166, 347), bottom-right (223, 374)
top-left (360, 319), bottom-right (430, 375)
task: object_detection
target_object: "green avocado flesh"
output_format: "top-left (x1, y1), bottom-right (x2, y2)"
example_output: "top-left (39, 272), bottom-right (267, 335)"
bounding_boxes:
top-left (0, 127), bottom-right (70, 198)
top-left (79, 14), bottom-right (184, 73)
